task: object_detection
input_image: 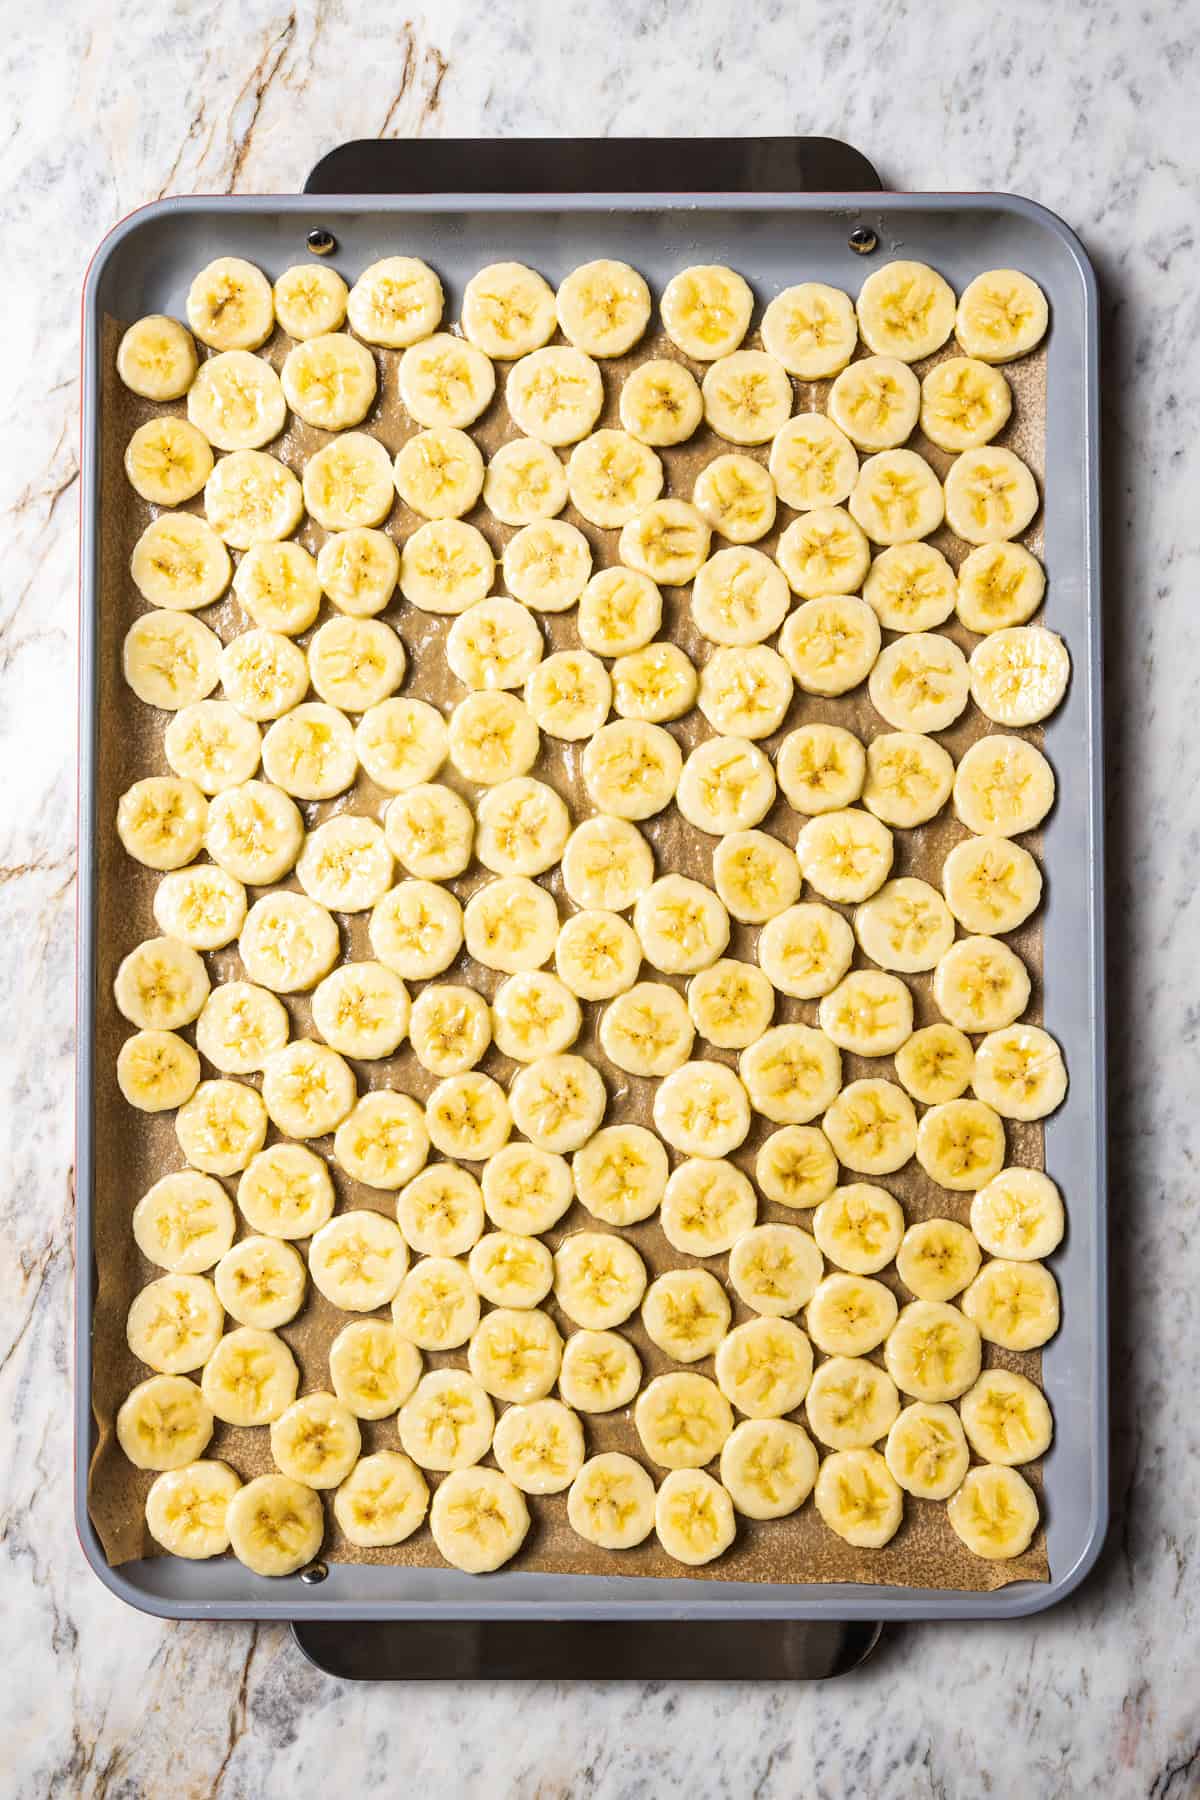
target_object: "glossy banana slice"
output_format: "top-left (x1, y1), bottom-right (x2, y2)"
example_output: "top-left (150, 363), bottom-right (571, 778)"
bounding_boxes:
top-left (582, 719), bottom-right (682, 820)
top-left (554, 1231), bottom-right (647, 1330)
top-left (677, 736), bottom-right (776, 836)
top-left (133, 1170), bottom-right (236, 1275)
top-left (863, 542), bottom-right (957, 634)
top-left (188, 350), bottom-right (286, 450)
top-left (567, 428), bottom-right (663, 527)
top-left (960, 1369), bottom-right (1053, 1465)
top-left (573, 1123), bottom-right (668, 1226)
top-left (347, 256), bottom-right (442, 347)
top-left (862, 734), bottom-right (955, 831)
top-left (232, 540), bottom-right (320, 636)
top-left (236, 896), bottom-right (337, 1005)
top-left (475, 776), bottom-right (570, 877)
top-left (124, 416), bottom-right (213, 505)
top-left (702, 350), bottom-right (792, 445)
top-left (692, 453), bottom-right (777, 544)
top-left (956, 541), bottom-right (1046, 634)
top-left (698, 645), bottom-right (793, 740)
top-left (394, 426), bottom-right (485, 519)
top-left (969, 626), bottom-right (1070, 726)
top-left (463, 875), bottom-right (557, 974)
top-left (200, 1326), bottom-right (299, 1425)
top-left (220, 629), bottom-right (309, 721)
top-left (491, 970), bottom-right (581, 1061)
top-left (117, 1374), bottom-right (214, 1470)
top-left (425, 1070), bottom-right (512, 1161)
top-left (857, 260), bottom-right (956, 362)
top-left (506, 345), bottom-right (604, 445)
top-left (431, 1466), bottom-right (530, 1573)
top-left (661, 264), bottom-right (753, 360)
top-left (819, 969), bottom-right (913, 1057)
top-left (947, 1464), bottom-right (1039, 1560)
top-left (557, 258), bottom-right (651, 356)
top-left (688, 957), bottom-right (774, 1050)
top-left (944, 446), bottom-right (1039, 545)
top-left (396, 1163), bottom-right (484, 1257)
top-left (962, 1257), bottom-right (1060, 1350)
top-left (175, 1077), bottom-right (268, 1174)
top-left (656, 1468), bottom-right (736, 1566)
top-left (943, 834), bottom-right (1042, 935)
top-left (397, 1369), bottom-right (494, 1472)
top-left (769, 412), bottom-right (857, 510)
top-left (561, 816), bottom-right (653, 914)
top-left (814, 1448), bottom-right (903, 1548)
top-left (468, 1305), bottom-right (563, 1402)
top-left (392, 1257), bottom-right (480, 1351)
top-left (577, 567), bottom-right (662, 655)
top-left (654, 1061), bottom-right (750, 1156)
top-left (568, 1452), bottom-right (656, 1548)
top-left (482, 1143), bottom-right (574, 1235)
top-left (779, 598), bottom-right (880, 701)
top-left (370, 879), bottom-right (464, 980)
top-left (916, 1098), bottom-right (1006, 1191)
top-left (740, 1023), bottom-right (842, 1127)
top-left (720, 1418), bottom-right (819, 1520)
top-left (641, 1268), bottom-right (731, 1363)
top-left (611, 642), bottom-right (698, 723)
top-left (636, 1370), bottom-right (734, 1470)
top-left (298, 816), bottom-right (394, 912)
top-left (468, 1230), bottom-right (554, 1309)
top-left (398, 332), bottom-right (495, 429)
top-left (777, 509), bottom-right (870, 602)
top-left (145, 1460), bottom-right (242, 1558)
top-left (729, 1223), bottom-right (823, 1317)
top-left (273, 262), bottom-right (348, 339)
top-left (822, 1078), bottom-right (918, 1177)
top-left (153, 865), bottom-right (245, 951)
top-left (970, 1167), bottom-right (1064, 1261)
top-left (483, 437), bottom-right (569, 524)
top-left (761, 281), bottom-right (857, 377)
top-left (954, 733), bottom-right (1055, 837)
top-left (126, 1273), bottom-right (223, 1375)
top-left (314, 527), bottom-right (398, 619)
top-left (117, 314), bottom-right (198, 399)
top-left (715, 1317), bottom-right (813, 1419)
top-left (308, 1210), bottom-right (410, 1311)
top-left (205, 781), bottom-right (301, 888)
top-left (329, 1319), bottom-right (421, 1419)
top-left (806, 1272), bottom-right (897, 1358)
top-left (849, 448), bottom-right (945, 546)
top-left (302, 431), bottom-right (394, 531)
top-left (885, 1402), bottom-right (969, 1499)
top-left (620, 499), bottom-right (712, 587)
top-left (493, 1398), bottom-right (585, 1494)
top-left (884, 1299), bottom-right (981, 1402)
top-left (447, 597), bottom-right (543, 692)
top-left (260, 1040), bottom-right (355, 1142)
top-left (130, 511), bottom-right (231, 612)
top-left (896, 1219), bottom-right (981, 1302)
top-left (384, 785), bottom-right (473, 883)
top-left (270, 1392), bottom-right (361, 1489)
top-left (933, 935), bottom-right (1031, 1033)
top-left (854, 876), bottom-right (955, 973)
top-left (558, 1331), bottom-right (642, 1414)
top-left (311, 961), bottom-right (409, 1060)
top-left (920, 356), bottom-right (1012, 452)
top-left (755, 1125), bottom-right (838, 1211)
top-left (895, 1023), bottom-right (975, 1105)
top-left (205, 450), bottom-right (303, 548)
top-left (660, 1157), bottom-right (756, 1255)
top-left (187, 256), bottom-right (273, 350)
top-left (619, 357), bottom-right (703, 446)
top-left (227, 1475), bottom-right (324, 1578)
top-left (691, 545), bottom-right (789, 646)
top-left (710, 831), bottom-right (800, 926)
top-left (804, 1355), bottom-right (900, 1451)
top-left (796, 806), bottom-right (894, 903)
top-left (462, 261), bottom-right (557, 358)
top-left (214, 1235), bottom-right (305, 1329)
top-left (237, 1143), bottom-right (335, 1240)
top-left (812, 1183), bottom-right (904, 1276)
top-left (113, 934), bottom-right (209, 1033)
top-left (309, 615), bottom-right (405, 712)
top-left (261, 701), bottom-right (358, 801)
top-left (123, 610), bottom-right (222, 712)
top-left (868, 632), bottom-right (970, 734)
top-left (956, 269), bottom-right (1048, 363)
top-left (508, 1052), bottom-right (606, 1153)
top-left (449, 689), bottom-right (539, 784)
top-left (525, 649), bottom-right (611, 740)
top-left (828, 356), bottom-right (920, 452)
top-left (334, 1450), bottom-right (429, 1547)
top-left (357, 700), bottom-right (448, 795)
top-left (556, 909), bottom-right (640, 1001)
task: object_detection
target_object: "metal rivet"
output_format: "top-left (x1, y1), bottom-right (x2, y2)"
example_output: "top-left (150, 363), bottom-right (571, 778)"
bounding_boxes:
top-left (299, 1561), bottom-right (329, 1584)
top-left (306, 228), bottom-right (337, 257)
top-left (848, 225), bottom-right (878, 256)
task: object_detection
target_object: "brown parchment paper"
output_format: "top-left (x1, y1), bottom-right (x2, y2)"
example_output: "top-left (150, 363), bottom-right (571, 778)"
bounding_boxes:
top-left (89, 301), bottom-right (1051, 1592)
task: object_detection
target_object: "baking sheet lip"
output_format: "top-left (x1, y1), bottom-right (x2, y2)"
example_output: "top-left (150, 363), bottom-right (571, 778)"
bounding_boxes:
top-left (76, 188), bottom-right (1106, 1624)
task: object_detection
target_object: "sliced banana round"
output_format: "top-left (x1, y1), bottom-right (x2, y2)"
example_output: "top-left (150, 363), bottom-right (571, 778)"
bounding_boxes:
top-left (558, 1331), bottom-right (643, 1414)
top-left (598, 980), bottom-right (691, 1075)
top-left (975, 1023), bottom-right (1068, 1123)
top-left (568, 1452), bottom-right (656, 1548)
top-left (233, 540), bottom-right (320, 636)
top-left (755, 1125), bottom-right (838, 1211)
top-left (691, 545), bottom-right (788, 646)
top-left (828, 356), bottom-right (920, 452)
top-left (392, 1256), bottom-right (480, 1351)
top-left (357, 697), bottom-right (449, 791)
top-left (712, 830), bottom-right (801, 925)
top-left (131, 512), bottom-right (231, 611)
top-left (425, 1070), bottom-right (512, 1161)
top-left (329, 1319), bottom-right (422, 1420)
top-left (715, 1317), bottom-right (814, 1420)
top-left (850, 448), bottom-right (945, 546)
top-left (153, 865), bottom-right (246, 950)
top-left (796, 806), bottom-right (894, 903)
top-left (956, 541), bottom-right (1046, 634)
top-left (692, 452), bottom-right (777, 544)
top-left (896, 1216), bottom-right (982, 1304)
top-left (554, 1231), bottom-right (647, 1330)
top-left (956, 269), bottom-right (1049, 363)
top-left (757, 901), bottom-right (855, 999)
top-left (741, 1022), bottom-right (842, 1127)
top-left (176, 1077), bottom-right (268, 1175)
top-left (970, 1167), bottom-right (1064, 1261)
top-left (812, 1183), bottom-right (905, 1276)
top-left (261, 702), bottom-right (357, 800)
top-left (506, 345), bottom-right (604, 446)
top-left (641, 1267), bottom-right (731, 1363)
top-left (494, 1398), bottom-right (586, 1495)
top-left (446, 597), bottom-right (542, 693)
top-left (309, 615), bottom-right (406, 712)
top-left (582, 719), bottom-right (682, 820)
top-left (720, 1418), bottom-right (819, 1520)
top-left (611, 642), bottom-right (698, 723)
top-left (448, 689), bottom-right (539, 784)
top-left (761, 280), bottom-right (856, 376)
top-left (492, 969), bottom-right (580, 1061)
top-left (944, 446), bottom-right (1039, 545)
top-left (814, 1446), bottom-right (903, 1548)
top-left (461, 260), bottom-right (556, 358)
top-left (474, 776), bottom-right (570, 878)
top-left (943, 833), bottom-right (1042, 936)
top-left (396, 1164), bottom-right (484, 1258)
top-left (822, 1078), bottom-right (918, 1177)
top-left (560, 816), bottom-right (652, 915)
top-left (819, 969), bottom-right (913, 1057)
top-left (577, 568), bottom-right (662, 658)
top-left (397, 1368), bottom-right (495, 1471)
top-left (237, 1143), bottom-right (335, 1239)
top-left (483, 436), bottom-right (568, 524)
top-left (187, 256), bottom-right (273, 350)
top-left (661, 264), bottom-right (753, 360)
top-left (309, 1209), bottom-right (410, 1311)
top-left (729, 1223), bottom-right (823, 1317)
top-left (805, 1272), bottom-right (897, 1358)
top-left (125, 416), bottom-right (213, 506)
top-left (701, 349), bottom-right (793, 445)
top-left (509, 1052), bottom-right (607, 1154)
top-left (574, 1122), bottom-right (669, 1226)
top-left (895, 1022), bottom-right (976, 1105)
top-left (204, 780), bottom-right (302, 885)
top-left (619, 356), bottom-right (703, 446)
top-left (370, 878), bottom-right (464, 980)
top-left (117, 1374), bottom-right (214, 1471)
top-left (858, 259), bottom-right (956, 361)
top-left (934, 934), bottom-right (1031, 1033)
top-left (557, 258), bottom-right (651, 356)
top-left (854, 876), bottom-right (955, 973)
top-left (954, 733), bottom-right (1055, 837)
top-left (660, 1156), bottom-right (757, 1254)
top-left (126, 1273), bottom-right (223, 1375)
top-left (261, 1039), bottom-right (356, 1141)
top-left (634, 874), bottom-right (730, 976)
top-left (273, 262), bottom-right (348, 339)
top-left (114, 935), bottom-right (209, 1033)
top-left (117, 313), bottom-right (198, 400)
top-left (769, 411), bottom-right (858, 510)
top-left (884, 1298), bottom-right (982, 1403)
top-left (779, 601), bottom-right (880, 704)
top-left (698, 645), bottom-right (793, 740)
top-left (145, 1460), bottom-right (242, 1558)
top-left (227, 1475), bottom-right (324, 1578)
top-left (776, 509), bottom-right (871, 603)
top-left (215, 1235), bottom-right (306, 1329)
top-left (656, 1468), bottom-right (736, 1566)
top-left (468, 1305), bottom-right (563, 1402)
top-left (219, 629), bottom-right (309, 721)
top-left (678, 736), bottom-right (776, 836)
top-left (133, 1170), bottom-right (236, 1275)
top-left (524, 650), bottom-right (610, 742)
top-left (430, 1466), bottom-right (529, 1573)
top-left (347, 256), bottom-right (443, 348)
top-left (916, 1097), bottom-right (1006, 1191)
top-left (334, 1450), bottom-right (429, 1548)
top-left (947, 1463), bottom-right (1040, 1561)
top-left (297, 816), bottom-right (394, 914)
top-left (384, 784), bottom-right (473, 881)
top-left (565, 427), bottom-right (663, 528)
top-left (316, 527), bottom-right (399, 618)
top-left (123, 610), bottom-right (222, 712)
top-left (687, 957), bottom-right (774, 1051)
top-left (920, 356), bottom-right (1012, 452)
top-left (868, 632), bottom-right (970, 734)
top-left (398, 331), bottom-right (495, 429)
top-left (636, 1370), bottom-right (734, 1470)
top-left (805, 1355), bottom-right (900, 1451)
top-left (311, 960), bottom-right (409, 1060)
top-left (463, 875), bottom-right (557, 973)
top-left (188, 349), bottom-right (287, 450)
top-left (205, 450), bottom-right (304, 549)
top-left (863, 733), bottom-right (955, 830)
top-left (238, 891), bottom-right (339, 993)
top-left (619, 499), bottom-right (711, 587)
top-left (200, 1326), bottom-right (299, 1426)
top-left (195, 981), bottom-right (288, 1074)
top-left (408, 983), bottom-right (491, 1075)
top-left (394, 425), bottom-right (485, 520)
top-left (469, 1230), bottom-right (554, 1309)
top-left (969, 625), bottom-right (1070, 726)
top-left (885, 1402), bottom-right (970, 1499)
top-left (863, 542), bottom-right (957, 635)
top-left (303, 431), bottom-right (394, 531)
top-left (961, 1368), bottom-right (1053, 1466)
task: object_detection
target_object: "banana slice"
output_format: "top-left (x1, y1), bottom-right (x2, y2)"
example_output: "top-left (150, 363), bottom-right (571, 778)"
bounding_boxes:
top-left (297, 816), bottom-right (394, 912)
top-left (557, 258), bottom-right (651, 356)
top-left (215, 1235), bottom-right (306, 1329)
top-left (776, 509), bottom-right (871, 603)
top-left (186, 256), bottom-right (273, 350)
top-left (954, 733), bottom-right (1055, 838)
top-left (762, 280), bottom-right (857, 376)
top-left (661, 264), bottom-right (753, 360)
top-left (863, 734), bottom-right (955, 832)
top-left (944, 446), bottom-right (1039, 545)
top-left (943, 834), bottom-right (1042, 936)
top-left (398, 332), bottom-right (495, 429)
top-left (573, 1123), bottom-right (669, 1227)
top-left (660, 1156), bottom-right (757, 1253)
top-left (117, 1374), bottom-right (214, 1470)
top-left (524, 649), bottom-right (611, 740)
top-left (220, 629), bottom-right (309, 721)
top-left (425, 1070), bottom-right (512, 1160)
top-left (153, 865), bottom-right (245, 950)
top-left (611, 642), bottom-right (698, 723)
top-left (358, 697), bottom-right (449, 792)
top-left (448, 689), bottom-right (539, 784)
top-left (468, 1230), bottom-right (554, 1308)
top-left (963, 1255), bottom-right (1061, 1351)
top-left (720, 1418), bottom-right (819, 1520)
top-left (854, 876), bottom-right (955, 972)
top-left (117, 314), bottom-right (198, 400)
top-left (819, 969), bottom-right (913, 1057)
top-left (397, 1369), bottom-right (495, 1471)
top-left (863, 542), bottom-right (957, 635)
top-left (711, 830), bottom-right (801, 926)
top-left (691, 546), bottom-right (789, 647)
top-left (506, 346), bottom-right (604, 445)
top-left (474, 776), bottom-right (569, 879)
top-left (315, 527), bottom-right (399, 619)
top-left (948, 1463), bottom-right (1040, 1560)
top-left (636, 1370), bottom-right (734, 1470)
top-left (334, 1450), bottom-right (429, 1547)
top-left (232, 540), bottom-right (320, 637)
top-left (692, 453), bottom-right (778, 544)
top-left (884, 1299), bottom-right (982, 1401)
top-left (303, 431), bottom-right (394, 531)
top-left (678, 736), bottom-right (776, 836)
top-left (816, 1447), bottom-right (903, 1548)
top-left (920, 356), bottom-right (1012, 452)
top-left (492, 969), bottom-right (580, 1061)
top-left (123, 610), bottom-right (221, 713)
top-left (447, 598), bottom-right (543, 692)
top-left (226, 1474), bottom-right (324, 1578)
top-left (868, 632), bottom-right (970, 734)
top-left (237, 1142), bottom-right (335, 1239)
top-left (188, 350), bottom-right (287, 450)
top-left (641, 1268), bottom-right (731, 1363)
top-left (204, 779), bottom-right (302, 885)
top-left (779, 602), bottom-right (880, 707)
top-left (195, 981), bottom-right (288, 1074)
top-left (392, 1257), bottom-right (480, 1351)
top-left (768, 412), bottom-right (858, 511)
top-left (757, 901), bottom-right (854, 999)
top-left (483, 437), bottom-right (569, 524)
top-left (934, 934), bottom-right (1031, 1032)
top-left (956, 541), bottom-right (1046, 634)
top-left (131, 512), bottom-right (231, 611)
top-left (688, 957), bottom-right (774, 1051)
top-left (347, 256), bottom-right (443, 347)
top-left (205, 450), bottom-right (304, 549)
top-left (885, 1402), bottom-right (970, 1499)
top-left (430, 1467), bottom-right (529, 1573)
top-left (145, 1460), bottom-right (242, 1558)
top-left (126, 1273), bottom-right (223, 1374)
top-left (895, 1022), bottom-right (975, 1105)
top-left (409, 983), bottom-right (492, 1075)
top-left (462, 261), bottom-right (557, 359)
top-left (509, 1052), bottom-right (606, 1153)
top-left (796, 806), bottom-right (894, 903)
top-left (960, 1369), bottom-right (1053, 1465)
top-left (619, 357), bottom-right (704, 445)
top-left (468, 1305), bottom-right (563, 1402)
top-left (463, 875), bottom-right (557, 973)
top-left (755, 1125), bottom-right (838, 1210)
top-left (493, 1398), bottom-right (586, 1494)
top-left (273, 262), bottom-right (348, 339)
top-left (577, 567), bottom-right (662, 655)
top-left (970, 1167), bottom-right (1064, 1261)
top-left (311, 961), bottom-right (409, 1060)
top-left (308, 616), bottom-right (405, 712)
top-left (262, 701), bottom-right (358, 800)
top-left (370, 878), bottom-right (464, 980)
top-left (133, 1170), bottom-right (236, 1275)
top-left (822, 1078), bottom-right (918, 1176)
top-left (176, 1077), bottom-right (268, 1174)
top-left (385, 784), bottom-right (473, 881)
top-left (857, 260), bottom-right (956, 361)
top-left (828, 356), bottom-right (920, 452)
top-left (554, 1231), bottom-right (647, 1330)
top-left (329, 1319), bottom-right (421, 1419)
top-left (200, 1326), bottom-right (299, 1425)
top-left (729, 1223), bottom-right (823, 1317)
top-left (124, 416), bottom-right (213, 505)
top-left (568, 1452), bottom-right (656, 1547)
top-left (701, 349), bottom-right (793, 445)
top-left (559, 1331), bottom-right (643, 1414)
top-left (656, 1467), bottom-right (736, 1565)
top-left (582, 719), bottom-right (682, 820)
top-left (566, 428), bottom-right (663, 527)
top-left (849, 449), bottom-right (945, 546)
top-left (396, 1164), bottom-right (485, 1257)
top-left (806, 1272), bottom-right (898, 1357)
top-left (309, 1209), bottom-right (410, 1311)
top-left (804, 1355), bottom-right (900, 1451)
top-left (261, 1039), bottom-right (355, 1141)
top-left (812, 1183), bottom-right (905, 1276)
top-left (715, 1317), bottom-right (814, 1420)
top-left (394, 425), bottom-right (485, 520)
top-left (956, 269), bottom-right (1049, 363)
top-left (560, 817), bottom-right (652, 915)
top-left (599, 981), bottom-right (692, 1076)
top-left (633, 874), bottom-right (729, 977)
top-left (113, 935), bottom-right (209, 1033)
top-left (916, 1098), bottom-right (1006, 1191)
top-left (238, 891), bottom-right (339, 993)
top-left (619, 499), bottom-right (711, 586)
top-left (698, 645), bottom-right (793, 740)
top-left (741, 1023), bottom-right (842, 1127)
top-left (969, 625), bottom-right (1071, 726)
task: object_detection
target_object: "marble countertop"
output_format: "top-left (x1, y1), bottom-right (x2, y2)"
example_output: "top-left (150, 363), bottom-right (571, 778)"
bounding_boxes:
top-left (4, 0), bottom-right (1196, 1793)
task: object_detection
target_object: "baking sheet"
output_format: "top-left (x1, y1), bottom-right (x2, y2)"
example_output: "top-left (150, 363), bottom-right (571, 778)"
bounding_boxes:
top-left (88, 303), bottom-right (1050, 1593)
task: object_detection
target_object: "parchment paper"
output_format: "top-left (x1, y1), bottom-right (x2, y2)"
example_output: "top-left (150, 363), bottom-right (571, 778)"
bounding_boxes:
top-left (89, 303), bottom-right (1051, 1591)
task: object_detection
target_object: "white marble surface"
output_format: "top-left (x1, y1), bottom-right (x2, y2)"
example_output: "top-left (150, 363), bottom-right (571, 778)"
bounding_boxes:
top-left (3, 0), bottom-right (1197, 1792)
